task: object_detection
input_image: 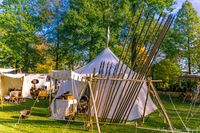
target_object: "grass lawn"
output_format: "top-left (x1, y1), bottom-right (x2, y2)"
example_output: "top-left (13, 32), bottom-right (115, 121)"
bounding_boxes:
top-left (0, 95), bottom-right (200, 133)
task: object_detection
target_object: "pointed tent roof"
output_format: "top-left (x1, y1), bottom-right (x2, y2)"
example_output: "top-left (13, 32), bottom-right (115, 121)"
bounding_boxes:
top-left (76, 48), bottom-right (120, 75)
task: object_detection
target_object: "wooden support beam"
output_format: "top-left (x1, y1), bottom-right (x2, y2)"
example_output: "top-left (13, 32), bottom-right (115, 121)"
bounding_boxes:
top-left (149, 81), bottom-right (174, 132)
top-left (88, 78), bottom-right (101, 133)
top-left (91, 77), bottom-right (162, 82)
top-left (141, 83), bottom-right (150, 124)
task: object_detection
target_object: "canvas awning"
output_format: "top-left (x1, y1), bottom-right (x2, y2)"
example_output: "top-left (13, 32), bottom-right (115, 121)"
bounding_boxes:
top-left (0, 68), bottom-right (15, 73)
top-left (0, 73), bottom-right (25, 97)
top-left (51, 70), bottom-right (84, 81)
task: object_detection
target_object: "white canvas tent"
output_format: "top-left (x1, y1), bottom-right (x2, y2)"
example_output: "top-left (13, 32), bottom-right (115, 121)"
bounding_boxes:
top-left (22, 74), bottom-right (48, 98)
top-left (51, 48), bottom-right (157, 120)
top-left (0, 73), bottom-right (48, 98)
top-left (0, 68), bottom-right (15, 74)
top-left (51, 70), bottom-right (85, 99)
top-left (0, 73), bottom-right (24, 97)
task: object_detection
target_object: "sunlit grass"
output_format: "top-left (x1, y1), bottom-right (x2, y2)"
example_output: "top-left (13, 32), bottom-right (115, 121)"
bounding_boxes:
top-left (0, 95), bottom-right (200, 132)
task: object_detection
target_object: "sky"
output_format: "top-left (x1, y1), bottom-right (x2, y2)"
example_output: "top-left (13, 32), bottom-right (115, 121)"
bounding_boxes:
top-left (174, 0), bottom-right (200, 16)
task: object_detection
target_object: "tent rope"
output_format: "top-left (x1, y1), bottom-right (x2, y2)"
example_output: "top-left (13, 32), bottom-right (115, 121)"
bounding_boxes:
top-left (30, 92), bottom-right (41, 113)
top-left (16, 92), bottom-right (41, 124)
top-left (185, 89), bottom-right (199, 123)
top-left (168, 94), bottom-right (189, 132)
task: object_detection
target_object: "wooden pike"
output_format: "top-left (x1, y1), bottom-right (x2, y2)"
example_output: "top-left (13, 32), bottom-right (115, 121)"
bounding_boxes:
top-left (111, 13), bottom-right (164, 123)
top-left (101, 7), bottom-right (146, 122)
top-left (114, 14), bottom-right (172, 122)
top-left (123, 15), bottom-right (174, 124)
top-left (97, 63), bottom-right (113, 114)
top-left (95, 62), bottom-right (110, 112)
top-left (95, 61), bottom-right (106, 109)
top-left (99, 63), bottom-right (120, 121)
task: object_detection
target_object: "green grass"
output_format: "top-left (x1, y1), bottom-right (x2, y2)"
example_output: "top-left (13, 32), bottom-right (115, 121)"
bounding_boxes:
top-left (0, 95), bottom-right (200, 133)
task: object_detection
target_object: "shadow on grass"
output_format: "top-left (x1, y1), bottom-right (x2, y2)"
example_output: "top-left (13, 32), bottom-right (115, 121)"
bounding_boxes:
top-left (0, 99), bottom-right (49, 112)
top-left (1, 95), bottom-right (200, 132)
top-left (0, 118), bottom-right (90, 132)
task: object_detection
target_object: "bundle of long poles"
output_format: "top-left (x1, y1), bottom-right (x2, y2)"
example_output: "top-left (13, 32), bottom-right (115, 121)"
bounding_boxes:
top-left (88, 5), bottom-right (174, 129)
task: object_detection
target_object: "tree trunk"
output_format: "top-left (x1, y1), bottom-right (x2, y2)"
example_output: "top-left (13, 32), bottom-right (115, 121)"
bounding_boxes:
top-left (131, 37), bottom-right (137, 69)
top-left (55, 37), bottom-right (59, 70)
top-left (188, 37), bottom-right (191, 74)
top-left (55, 4), bottom-right (60, 70)
top-left (24, 43), bottom-right (29, 73)
top-left (15, 60), bottom-right (19, 73)
top-left (89, 37), bottom-right (93, 61)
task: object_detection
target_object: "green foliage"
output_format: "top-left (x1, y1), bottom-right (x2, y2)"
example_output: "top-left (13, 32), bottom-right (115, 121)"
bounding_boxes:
top-left (172, 0), bottom-right (200, 73)
top-left (153, 59), bottom-right (181, 89)
top-left (0, 0), bottom-right (176, 73)
top-left (61, 0), bottom-right (134, 63)
top-left (161, 29), bottom-right (180, 62)
top-left (0, 42), bottom-right (15, 67)
top-left (0, 0), bottom-right (44, 72)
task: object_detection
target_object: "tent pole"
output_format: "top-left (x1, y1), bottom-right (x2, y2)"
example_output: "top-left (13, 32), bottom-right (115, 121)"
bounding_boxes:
top-left (88, 76), bottom-right (93, 132)
top-left (149, 81), bottom-right (174, 132)
top-left (88, 78), bottom-right (101, 133)
top-left (49, 77), bottom-right (52, 105)
top-left (71, 73), bottom-right (75, 115)
top-left (1, 96), bottom-right (3, 111)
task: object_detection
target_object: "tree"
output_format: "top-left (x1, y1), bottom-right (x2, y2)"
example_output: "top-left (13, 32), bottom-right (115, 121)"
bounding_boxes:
top-left (37, 0), bottom-right (69, 70)
top-left (0, 0), bottom-right (44, 72)
top-left (61, 0), bottom-right (175, 68)
top-left (0, 0), bottom-right (176, 72)
top-left (173, 0), bottom-right (200, 74)
top-left (153, 59), bottom-right (181, 89)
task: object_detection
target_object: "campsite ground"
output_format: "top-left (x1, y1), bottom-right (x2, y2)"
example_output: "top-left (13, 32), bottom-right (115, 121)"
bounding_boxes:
top-left (0, 95), bottom-right (200, 133)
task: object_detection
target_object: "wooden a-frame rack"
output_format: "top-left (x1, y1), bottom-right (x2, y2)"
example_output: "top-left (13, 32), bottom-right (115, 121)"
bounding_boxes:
top-left (86, 76), bottom-right (174, 133)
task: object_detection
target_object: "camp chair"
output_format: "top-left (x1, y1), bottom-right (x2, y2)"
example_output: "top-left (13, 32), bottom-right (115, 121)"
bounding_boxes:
top-left (10, 91), bottom-right (22, 103)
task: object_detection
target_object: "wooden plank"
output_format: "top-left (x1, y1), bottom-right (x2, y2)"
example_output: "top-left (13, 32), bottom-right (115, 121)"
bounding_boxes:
top-left (91, 77), bottom-right (162, 82)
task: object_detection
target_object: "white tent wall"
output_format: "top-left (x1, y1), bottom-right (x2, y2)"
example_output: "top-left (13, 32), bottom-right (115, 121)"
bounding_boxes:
top-left (0, 68), bottom-right (15, 73)
top-left (0, 74), bottom-right (24, 97)
top-left (0, 73), bottom-right (48, 98)
top-left (50, 80), bottom-right (87, 119)
top-left (51, 48), bottom-right (157, 120)
top-left (94, 80), bottom-right (156, 120)
top-left (54, 80), bottom-right (86, 100)
top-left (22, 74), bottom-right (48, 98)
